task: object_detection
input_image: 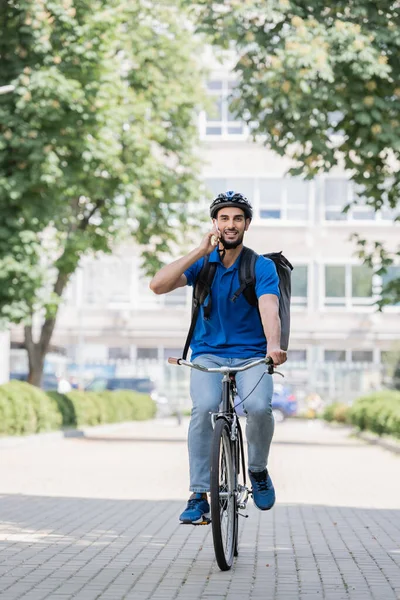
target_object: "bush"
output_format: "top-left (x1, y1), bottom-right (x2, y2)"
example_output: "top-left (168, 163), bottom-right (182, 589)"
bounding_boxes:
top-left (47, 391), bottom-right (77, 428)
top-left (322, 402), bottom-right (350, 424)
top-left (349, 391), bottom-right (400, 438)
top-left (95, 391), bottom-right (157, 423)
top-left (0, 382), bottom-right (157, 436)
top-left (0, 381), bottom-right (61, 435)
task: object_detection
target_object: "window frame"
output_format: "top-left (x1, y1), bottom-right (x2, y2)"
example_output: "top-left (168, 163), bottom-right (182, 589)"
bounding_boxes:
top-left (321, 262), bottom-right (379, 311)
top-left (290, 263), bottom-right (309, 310)
top-left (258, 177), bottom-right (311, 223)
top-left (204, 176), bottom-right (313, 225)
top-left (199, 78), bottom-right (248, 140)
top-left (321, 176), bottom-right (396, 224)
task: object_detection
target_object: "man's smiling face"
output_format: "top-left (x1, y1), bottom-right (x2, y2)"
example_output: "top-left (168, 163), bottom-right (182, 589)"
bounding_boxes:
top-left (215, 206), bottom-right (251, 249)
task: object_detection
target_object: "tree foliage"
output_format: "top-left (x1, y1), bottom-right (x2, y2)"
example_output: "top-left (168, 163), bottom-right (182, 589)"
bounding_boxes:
top-left (0, 0), bottom-right (205, 382)
top-left (189, 0), bottom-right (400, 302)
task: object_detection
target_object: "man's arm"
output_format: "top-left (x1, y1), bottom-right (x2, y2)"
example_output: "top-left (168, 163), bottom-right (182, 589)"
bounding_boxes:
top-left (258, 294), bottom-right (287, 366)
top-left (149, 248), bottom-right (201, 295)
top-left (149, 226), bottom-right (220, 295)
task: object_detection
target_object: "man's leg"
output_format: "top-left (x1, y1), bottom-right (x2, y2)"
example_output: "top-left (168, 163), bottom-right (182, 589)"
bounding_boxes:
top-left (234, 359), bottom-right (275, 510)
top-left (235, 359), bottom-right (274, 471)
top-left (187, 354), bottom-right (224, 492)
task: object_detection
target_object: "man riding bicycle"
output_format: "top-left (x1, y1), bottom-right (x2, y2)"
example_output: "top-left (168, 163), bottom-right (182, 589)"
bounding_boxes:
top-left (150, 191), bottom-right (287, 524)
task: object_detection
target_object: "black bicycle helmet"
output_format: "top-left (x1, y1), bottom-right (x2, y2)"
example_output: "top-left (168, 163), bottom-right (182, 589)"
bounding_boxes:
top-left (210, 190), bottom-right (253, 220)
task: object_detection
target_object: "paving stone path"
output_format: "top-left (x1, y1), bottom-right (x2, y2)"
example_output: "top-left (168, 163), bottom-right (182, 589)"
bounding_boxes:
top-left (0, 418), bottom-right (399, 599)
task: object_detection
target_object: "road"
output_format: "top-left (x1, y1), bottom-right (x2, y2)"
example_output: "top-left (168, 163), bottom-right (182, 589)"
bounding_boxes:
top-left (0, 418), bottom-right (399, 599)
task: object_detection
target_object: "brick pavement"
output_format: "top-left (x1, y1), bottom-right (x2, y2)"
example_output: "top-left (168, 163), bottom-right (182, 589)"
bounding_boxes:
top-left (0, 419), bottom-right (399, 600)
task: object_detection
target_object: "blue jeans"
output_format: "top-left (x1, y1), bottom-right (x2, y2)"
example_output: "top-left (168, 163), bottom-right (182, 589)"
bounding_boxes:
top-left (188, 354), bottom-right (274, 493)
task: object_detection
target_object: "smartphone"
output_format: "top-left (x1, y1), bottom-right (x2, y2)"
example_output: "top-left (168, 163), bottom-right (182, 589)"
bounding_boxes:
top-left (211, 220), bottom-right (221, 246)
top-left (213, 219), bottom-right (221, 237)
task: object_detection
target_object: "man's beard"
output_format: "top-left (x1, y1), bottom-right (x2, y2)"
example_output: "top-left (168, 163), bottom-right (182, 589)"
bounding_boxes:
top-left (221, 230), bottom-right (244, 250)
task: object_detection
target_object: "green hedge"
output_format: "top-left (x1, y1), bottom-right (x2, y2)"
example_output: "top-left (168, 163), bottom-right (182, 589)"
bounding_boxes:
top-left (323, 391), bottom-right (400, 438)
top-left (0, 381), bottom-right (156, 436)
top-left (0, 381), bottom-right (62, 435)
top-left (349, 391), bottom-right (400, 438)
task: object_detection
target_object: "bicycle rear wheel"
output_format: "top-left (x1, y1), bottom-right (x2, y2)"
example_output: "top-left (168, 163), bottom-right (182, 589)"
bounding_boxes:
top-left (210, 418), bottom-right (236, 571)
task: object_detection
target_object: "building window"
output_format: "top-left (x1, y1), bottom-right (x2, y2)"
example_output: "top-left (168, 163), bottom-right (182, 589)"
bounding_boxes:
top-left (324, 266), bottom-right (346, 306)
top-left (351, 266), bottom-right (373, 300)
top-left (291, 266), bottom-right (308, 307)
top-left (324, 265), bottom-right (373, 307)
top-left (163, 348), bottom-right (183, 360)
top-left (259, 178), bottom-right (309, 221)
top-left (201, 79), bottom-right (244, 138)
top-left (204, 177), bottom-right (310, 221)
top-left (381, 266), bottom-right (400, 306)
top-left (288, 349), bottom-right (307, 362)
top-left (324, 179), bottom-right (349, 221)
top-left (137, 348), bottom-right (158, 360)
top-left (324, 350), bottom-right (346, 362)
top-left (204, 178), bottom-right (255, 204)
top-left (323, 178), bottom-right (388, 221)
top-left (351, 350), bottom-right (373, 362)
top-left (108, 347), bottom-right (131, 360)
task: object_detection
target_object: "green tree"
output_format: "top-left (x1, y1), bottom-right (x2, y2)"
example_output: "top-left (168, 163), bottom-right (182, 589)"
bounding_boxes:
top-left (189, 0), bottom-right (400, 304)
top-left (0, 0), bottom-right (205, 385)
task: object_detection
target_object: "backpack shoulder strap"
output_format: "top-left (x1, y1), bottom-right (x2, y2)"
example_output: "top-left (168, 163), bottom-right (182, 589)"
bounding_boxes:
top-left (231, 247), bottom-right (258, 306)
top-left (193, 255), bottom-right (217, 312)
top-left (182, 256), bottom-right (217, 360)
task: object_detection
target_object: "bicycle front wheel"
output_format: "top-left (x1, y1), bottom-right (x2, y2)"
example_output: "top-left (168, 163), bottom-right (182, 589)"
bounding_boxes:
top-left (210, 418), bottom-right (236, 571)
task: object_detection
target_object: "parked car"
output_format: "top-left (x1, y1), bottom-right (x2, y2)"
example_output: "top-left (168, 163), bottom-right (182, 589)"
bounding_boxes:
top-left (10, 372), bottom-right (59, 391)
top-left (271, 383), bottom-right (298, 422)
top-left (85, 376), bottom-right (169, 412)
top-left (234, 382), bottom-right (297, 422)
top-left (86, 376), bottom-right (155, 394)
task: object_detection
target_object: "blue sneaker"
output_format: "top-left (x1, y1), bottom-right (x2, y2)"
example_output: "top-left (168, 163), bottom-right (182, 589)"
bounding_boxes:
top-left (179, 493), bottom-right (210, 524)
top-left (248, 469), bottom-right (275, 511)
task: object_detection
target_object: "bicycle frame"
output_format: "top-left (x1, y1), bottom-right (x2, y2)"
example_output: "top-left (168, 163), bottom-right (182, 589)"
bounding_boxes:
top-left (168, 355), bottom-right (276, 570)
top-left (168, 356), bottom-right (275, 502)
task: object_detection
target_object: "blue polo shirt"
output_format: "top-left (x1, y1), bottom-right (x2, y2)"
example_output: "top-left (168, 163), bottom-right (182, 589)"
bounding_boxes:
top-left (184, 247), bottom-right (280, 360)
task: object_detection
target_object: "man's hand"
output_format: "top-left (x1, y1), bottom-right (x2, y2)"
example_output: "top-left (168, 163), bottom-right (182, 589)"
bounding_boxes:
top-left (267, 348), bottom-right (287, 367)
top-left (197, 225), bottom-right (221, 256)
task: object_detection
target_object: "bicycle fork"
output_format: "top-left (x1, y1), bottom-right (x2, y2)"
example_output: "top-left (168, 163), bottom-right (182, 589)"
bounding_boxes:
top-left (210, 374), bottom-right (251, 515)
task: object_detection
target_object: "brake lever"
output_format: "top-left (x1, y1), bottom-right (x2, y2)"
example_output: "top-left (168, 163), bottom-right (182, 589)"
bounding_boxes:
top-left (266, 365), bottom-right (284, 377)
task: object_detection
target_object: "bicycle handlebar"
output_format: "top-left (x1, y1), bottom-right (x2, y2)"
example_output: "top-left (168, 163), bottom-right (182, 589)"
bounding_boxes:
top-left (167, 356), bottom-right (275, 375)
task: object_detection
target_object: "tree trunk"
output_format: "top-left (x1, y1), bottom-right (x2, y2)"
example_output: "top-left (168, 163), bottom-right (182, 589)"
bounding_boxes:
top-left (25, 325), bottom-right (45, 387)
top-left (24, 271), bottom-right (70, 387)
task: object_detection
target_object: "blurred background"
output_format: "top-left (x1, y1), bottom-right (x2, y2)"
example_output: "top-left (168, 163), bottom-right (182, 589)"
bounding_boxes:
top-left (1, 0), bottom-right (399, 425)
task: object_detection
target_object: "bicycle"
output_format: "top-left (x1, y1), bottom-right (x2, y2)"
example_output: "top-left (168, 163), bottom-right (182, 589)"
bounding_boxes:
top-left (168, 355), bottom-right (275, 571)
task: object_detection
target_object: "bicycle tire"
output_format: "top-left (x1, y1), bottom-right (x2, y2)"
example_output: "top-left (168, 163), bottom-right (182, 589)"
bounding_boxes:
top-left (233, 418), bottom-right (245, 557)
top-left (210, 418), bottom-right (236, 571)
top-left (233, 435), bottom-right (239, 557)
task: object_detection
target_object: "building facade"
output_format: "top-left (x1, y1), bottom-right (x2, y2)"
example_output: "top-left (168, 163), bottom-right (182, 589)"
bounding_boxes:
top-left (10, 65), bottom-right (400, 405)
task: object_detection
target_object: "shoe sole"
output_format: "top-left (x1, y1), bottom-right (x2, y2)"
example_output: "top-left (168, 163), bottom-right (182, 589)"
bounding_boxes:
top-left (180, 512), bottom-right (211, 525)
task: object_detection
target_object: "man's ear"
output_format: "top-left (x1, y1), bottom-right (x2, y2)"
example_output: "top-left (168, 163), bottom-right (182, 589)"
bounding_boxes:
top-left (245, 218), bottom-right (251, 231)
